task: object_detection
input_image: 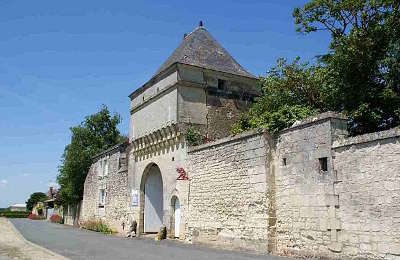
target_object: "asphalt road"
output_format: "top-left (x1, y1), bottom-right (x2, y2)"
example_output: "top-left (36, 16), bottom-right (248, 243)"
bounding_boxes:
top-left (10, 219), bottom-right (290, 260)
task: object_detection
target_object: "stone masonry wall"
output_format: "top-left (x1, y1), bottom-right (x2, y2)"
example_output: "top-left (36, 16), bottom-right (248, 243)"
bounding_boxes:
top-left (186, 131), bottom-right (273, 252)
top-left (81, 164), bottom-right (98, 221)
top-left (131, 135), bottom-right (189, 236)
top-left (274, 114), bottom-right (348, 258)
top-left (82, 147), bottom-right (129, 234)
top-left (206, 96), bottom-right (251, 141)
top-left (332, 128), bottom-right (400, 259)
top-left (81, 111), bottom-right (400, 259)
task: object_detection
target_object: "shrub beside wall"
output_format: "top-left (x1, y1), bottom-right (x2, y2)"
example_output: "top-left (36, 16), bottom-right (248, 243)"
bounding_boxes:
top-left (28, 213), bottom-right (46, 220)
top-left (50, 214), bottom-right (63, 223)
top-left (0, 211), bottom-right (29, 218)
top-left (81, 219), bottom-right (114, 234)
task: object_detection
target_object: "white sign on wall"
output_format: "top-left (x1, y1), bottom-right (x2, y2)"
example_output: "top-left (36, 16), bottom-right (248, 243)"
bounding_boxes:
top-left (131, 190), bottom-right (139, 207)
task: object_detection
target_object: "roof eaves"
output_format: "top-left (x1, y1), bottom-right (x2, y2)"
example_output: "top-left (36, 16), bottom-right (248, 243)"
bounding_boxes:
top-left (128, 63), bottom-right (179, 99)
top-left (177, 62), bottom-right (258, 80)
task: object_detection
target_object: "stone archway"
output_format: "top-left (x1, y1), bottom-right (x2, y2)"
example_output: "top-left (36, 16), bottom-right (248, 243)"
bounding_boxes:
top-left (140, 164), bottom-right (163, 233)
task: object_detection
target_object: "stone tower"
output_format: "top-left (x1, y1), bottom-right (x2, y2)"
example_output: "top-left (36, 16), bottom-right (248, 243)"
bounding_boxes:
top-left (82, 23), bottom-right (259, 238)
top-left (127, 24), bottom-right (259, 236)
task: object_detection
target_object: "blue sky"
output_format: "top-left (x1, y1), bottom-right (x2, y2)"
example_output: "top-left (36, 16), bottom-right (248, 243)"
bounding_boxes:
top-left (0, 0), bottom-right (330, 208)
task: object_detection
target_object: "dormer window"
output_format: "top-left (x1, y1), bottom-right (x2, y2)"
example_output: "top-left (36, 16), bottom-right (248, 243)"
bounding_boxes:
top-left (217, 79), bottom-right (226, 90)
top-left (319, 157), bottom-right (328, 172)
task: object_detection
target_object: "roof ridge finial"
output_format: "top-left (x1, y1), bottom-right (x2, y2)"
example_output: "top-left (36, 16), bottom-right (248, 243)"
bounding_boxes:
top-left (199, 20), bottom-right (203, 27)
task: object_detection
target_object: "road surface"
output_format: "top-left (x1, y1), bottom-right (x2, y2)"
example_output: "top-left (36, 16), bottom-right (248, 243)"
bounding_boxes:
top-left (10, 219), bottom-right (291, 260)
top-left (0, 217), bottom-right (65, 260)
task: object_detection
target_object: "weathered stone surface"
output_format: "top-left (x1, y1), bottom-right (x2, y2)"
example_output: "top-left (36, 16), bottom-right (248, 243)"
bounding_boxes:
top-left (186, 131), bottom-right (272, 252)
top-left (185, 113), bottom-right (400, 259)
top-left (155, 225), bottom-right (167, 241)
top-left (81, 145), bottom-right (130, 234)
top-left (274, 117), bottom-right (344, 258)
top-left (333, 129), bottom-right (400, 259)
top-left (82, 111), bottom-right (400, 259)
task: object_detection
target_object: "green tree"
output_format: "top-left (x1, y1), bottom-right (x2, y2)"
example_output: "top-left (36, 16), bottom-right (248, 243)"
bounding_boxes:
top-left (232, 58), bottom-right (336, 135)
top-left (26, 192), bottom-right (48, 211)
top-left (293, 0), bottom-right (400, 134)
top-left (57, 105), bottom-right (125, 205)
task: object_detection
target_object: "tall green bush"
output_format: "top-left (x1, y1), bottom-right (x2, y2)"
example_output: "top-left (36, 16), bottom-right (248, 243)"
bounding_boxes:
top-left (57, 105), bottom-right (125, 206)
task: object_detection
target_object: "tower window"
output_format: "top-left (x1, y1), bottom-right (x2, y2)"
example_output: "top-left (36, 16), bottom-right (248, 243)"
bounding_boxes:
top-left (217, 79), bottom-right (226, 90)
top-left (319, 157), bottom-right (328, 172)
top-left (282, 158), bottom-right (287, 166)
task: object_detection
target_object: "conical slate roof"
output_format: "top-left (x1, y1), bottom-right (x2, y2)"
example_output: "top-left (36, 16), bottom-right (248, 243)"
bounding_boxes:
top-left (154, 26), bottom-right (255, 78)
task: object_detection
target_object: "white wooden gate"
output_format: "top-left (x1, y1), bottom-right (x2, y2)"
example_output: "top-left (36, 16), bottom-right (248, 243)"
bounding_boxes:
top-left (144, 166), bottom-right (163, 233)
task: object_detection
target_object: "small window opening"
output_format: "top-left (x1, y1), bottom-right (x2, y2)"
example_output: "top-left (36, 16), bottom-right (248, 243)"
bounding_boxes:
top-left (142, 96), bottom-right (145, 101)
top-left (172, 157), bottom-right (175, 161)
top-left (319, 157), bottom-right (328, 172)
top-left (157, 87), bottom-right (160, 93)
top-left (99, 189), bottom-right (105, 207)
top-left (282, 158), bottom-right (287, 166)
top-left (217, 79), bottom-right (226, 90)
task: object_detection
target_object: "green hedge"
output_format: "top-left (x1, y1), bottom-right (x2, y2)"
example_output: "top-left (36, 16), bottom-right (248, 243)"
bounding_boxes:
top-left (0, 211), bottom-right (30, 218)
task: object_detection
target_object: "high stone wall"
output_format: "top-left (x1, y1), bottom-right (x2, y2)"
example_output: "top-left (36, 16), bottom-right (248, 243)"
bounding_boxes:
top-left (81, 146), bottom-right (130, 234)
top-left (274, 113), bottom-right (348, 258)
top-left (333, 128), bottom-right (400, 259)
top-left (185, 112), bottom-right (400, 259)
top-left (186, 131), bottom-right (274, 252)
top-left (81, 112), bottom-right (400, 259)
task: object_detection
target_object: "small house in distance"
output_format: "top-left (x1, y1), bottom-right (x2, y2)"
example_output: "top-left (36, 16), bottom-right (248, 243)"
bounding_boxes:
top-left (9, 203), bottom-right (27, 212)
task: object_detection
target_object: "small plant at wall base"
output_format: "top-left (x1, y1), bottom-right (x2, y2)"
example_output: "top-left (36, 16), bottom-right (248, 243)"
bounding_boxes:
top-left (81, 219), bottom-right (115, 234)
top-left (185, 128), bottom-right (202, 146)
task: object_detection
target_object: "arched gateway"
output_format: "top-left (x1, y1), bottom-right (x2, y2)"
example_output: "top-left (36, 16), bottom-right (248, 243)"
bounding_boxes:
top-left (142, 164), bottom-right (163, 233)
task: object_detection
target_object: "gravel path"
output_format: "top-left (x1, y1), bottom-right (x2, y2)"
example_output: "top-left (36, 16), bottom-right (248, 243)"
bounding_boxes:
top-left (10, 219), bottom-right (291, 260)
top-left (0, 217), bottom-right (66, 260)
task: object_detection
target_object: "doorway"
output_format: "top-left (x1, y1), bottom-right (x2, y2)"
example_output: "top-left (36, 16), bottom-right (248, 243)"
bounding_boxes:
top-left (143, 164), bottom-right (163, 233)
top-left (174, 197), bottom-right (181, 238)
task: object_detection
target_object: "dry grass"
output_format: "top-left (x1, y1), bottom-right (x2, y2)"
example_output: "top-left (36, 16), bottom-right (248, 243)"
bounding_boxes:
top-left (81, 219), bottom-right (115, 234)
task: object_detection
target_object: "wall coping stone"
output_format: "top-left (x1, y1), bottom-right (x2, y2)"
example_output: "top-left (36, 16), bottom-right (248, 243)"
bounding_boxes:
top-left (91, 140), bottom-right (129, 161)
top-left (188, 129), bottom-right (265, 153)
top-left (333, 127), bottom-right (400, 149)
top-left (280, 112), bottom-right (348, 134)
top-left (188, 112), bottom-right (348, 153)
